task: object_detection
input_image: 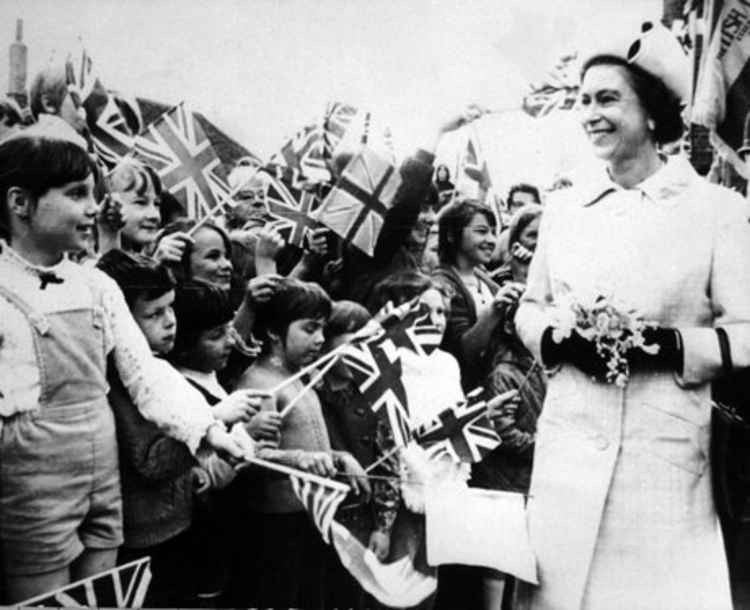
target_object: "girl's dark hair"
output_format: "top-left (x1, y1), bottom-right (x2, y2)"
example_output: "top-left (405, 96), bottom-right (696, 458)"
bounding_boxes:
top-left (254, 278), bottom-right (332, 354)
top-left (157, 218), bottom-right (232, 284)
top-left (97, 249), bottom-right (175, 309)
top-left (581, 55), bottom-right (684, 145)
top-left (507, 204), bottom-right (543, 248)
top-left (170, 279), bottom-right (235, 362)
top-left (325, 300), bottom-right (371, 341)
top-left (0, 135), bottom-right (97, 240)
top-left (370, 270), bottom-right (444, 313)
top-left (437, 200), bottom-right (496, 265)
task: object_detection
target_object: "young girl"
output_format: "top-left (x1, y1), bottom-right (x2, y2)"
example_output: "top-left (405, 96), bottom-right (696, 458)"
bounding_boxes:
top-left (105, 159), bottom-right (163, 255)
top-left (231, 278), bottom-right (368, 608)
top-left (371, 271), bottom-right (464, 427)
top-left (155, 218), bottom-right (234, 291)
top-left (433, 200), bottom-right (524, 390)
top-left (0, 123), bottom-right (247, 602)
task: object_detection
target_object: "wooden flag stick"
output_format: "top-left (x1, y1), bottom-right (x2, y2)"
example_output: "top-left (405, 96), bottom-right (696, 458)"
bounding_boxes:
top-left (279, 351), bottom-right (342, 418)
top-left (364, 445), bottom-right (401, 474)
top-left (267, 344), bottom-right (348, 397)
top-left (240, 456), bottom-right (350, 492)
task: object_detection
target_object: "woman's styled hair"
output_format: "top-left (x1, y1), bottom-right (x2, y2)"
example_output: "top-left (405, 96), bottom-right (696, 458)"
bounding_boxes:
top-left (169, 279), bottom-right (235, 362)
top-left (107, 158), bottom-right (163, 199)
top-left (581, 55), bottom-right (684, 145)
top-left (157, 218), bottom-right (232, 284)
top-left (97, 249), bottom-right (175, 309)
top-left (0, 135), bottom-right (97, 240)
top-left (370, 270), bottom-right (451, 314)
top-left (437, 200), bottom-right (496, 265)
top-left (325, 300), bottom-right (371, 341)
top-left (254, 278), bottom-right (332, 353)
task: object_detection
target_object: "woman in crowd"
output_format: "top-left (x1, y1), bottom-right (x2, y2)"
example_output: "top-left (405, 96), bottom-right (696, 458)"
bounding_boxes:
top-left (515, 22), bottom-right (750, 609)
top-left (433, 200), bottom-right (524, 390)
top-left (471, 204), bottom-right (545, 610)
top-left (0, 120), bottom-right (248, 603)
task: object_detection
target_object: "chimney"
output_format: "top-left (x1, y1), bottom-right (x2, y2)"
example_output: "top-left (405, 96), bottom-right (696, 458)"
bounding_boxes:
top-left (8, 19), bottom-right (28, 107)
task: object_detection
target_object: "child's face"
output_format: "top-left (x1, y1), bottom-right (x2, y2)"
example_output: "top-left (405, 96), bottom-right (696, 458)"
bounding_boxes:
top-left (188, 322), bottom-right (237, 372)
top-left (459, 212), bottom-right (496, 267)
top-left (132, 290), bottom-right (176, 356)
top-left (419, 288), bottom-right (447, 338)
top-left (190, 227), bottom-right (233, 291)
top-left (29, 175), bottom-right (98, 257)
top-left (283, 317), bottom-right (326, 370)
top-left (117, 179), bottom-right (161, 249)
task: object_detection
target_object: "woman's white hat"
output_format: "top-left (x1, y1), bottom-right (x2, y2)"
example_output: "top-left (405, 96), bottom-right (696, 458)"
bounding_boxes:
top-left (580, 21), bottom-right (691, 103)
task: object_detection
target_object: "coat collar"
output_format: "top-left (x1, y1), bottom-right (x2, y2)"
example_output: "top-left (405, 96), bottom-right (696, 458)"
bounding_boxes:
top-left (578, 155), bottom-right (698, 208)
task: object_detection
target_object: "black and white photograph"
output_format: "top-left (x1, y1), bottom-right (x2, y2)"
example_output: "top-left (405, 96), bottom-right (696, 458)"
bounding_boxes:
top-left (0, 0), bottom-right (749, 608)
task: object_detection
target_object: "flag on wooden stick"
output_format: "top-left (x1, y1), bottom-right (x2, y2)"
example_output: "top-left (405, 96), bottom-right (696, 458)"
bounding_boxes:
top-left (20, 557), bottom-right (151, 608)
top-left (314, 147), bottom-right (402, 256)
top-left (693, 0), bottom-right (750, 152)
top-left (135, 102), bottom-right (230, 219)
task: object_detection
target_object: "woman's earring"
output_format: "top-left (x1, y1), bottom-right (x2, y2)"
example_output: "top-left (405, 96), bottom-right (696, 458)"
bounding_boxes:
top-left (647, 119), bottom-right (655, 132)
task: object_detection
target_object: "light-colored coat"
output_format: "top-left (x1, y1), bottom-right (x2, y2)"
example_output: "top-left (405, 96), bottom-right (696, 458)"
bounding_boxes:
top-left (515, 157), bottom-right (750, 610)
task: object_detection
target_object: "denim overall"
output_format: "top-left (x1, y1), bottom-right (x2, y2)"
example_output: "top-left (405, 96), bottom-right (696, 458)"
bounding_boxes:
top-left (0, 283), bottom-right (122, 576)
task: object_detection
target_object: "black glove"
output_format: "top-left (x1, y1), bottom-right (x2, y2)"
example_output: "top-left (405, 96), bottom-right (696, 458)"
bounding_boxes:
top-left (541, 327), bottom-right (609, 382)
top-left (627, 326), bottom-right (683, 375)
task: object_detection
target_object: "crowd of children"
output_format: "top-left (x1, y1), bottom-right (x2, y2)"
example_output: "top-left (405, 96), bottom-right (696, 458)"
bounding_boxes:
top-left (0, 81), bottom-right (546, 609)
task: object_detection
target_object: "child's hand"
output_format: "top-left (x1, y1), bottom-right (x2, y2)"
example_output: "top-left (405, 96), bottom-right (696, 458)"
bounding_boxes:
top-left (97, 194), bottom-right (125, 233)
top-left (492, 282), bottom-right (525, 314)
top-left (296, 451), bottom-right (336, 477)
top-left (191, 466), bottom-right (211, 495)
top-left (246, 410), bottom-right (282, 443)
top-left (153, 232), bottom-right (193, 264)
top-left (368, 531), bottom-right (391, 561)
top-left (214, 390), bottom-right (268, 424)
top-left (336, 452), bottom-right (372, 500)
top-left (254, 226), bottom-right (285, 261)
top-left (246, 274), bottom-right (283, 304)
top-left (487, 389), bottom-right (520, 433)
top-left (305, 227), bottom-right (330, 257)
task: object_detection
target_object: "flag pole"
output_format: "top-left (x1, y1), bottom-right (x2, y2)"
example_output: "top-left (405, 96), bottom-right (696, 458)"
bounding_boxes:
top-left (240, 456), bottom-right (350, 492)
top-left (267, 344), bottom-right (348, 397)
top-left (279, 351), bottom-right (342, 418)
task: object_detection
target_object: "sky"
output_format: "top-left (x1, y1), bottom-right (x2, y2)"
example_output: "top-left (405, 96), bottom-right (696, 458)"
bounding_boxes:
top-left (0, 0), bottom-right (660, 192)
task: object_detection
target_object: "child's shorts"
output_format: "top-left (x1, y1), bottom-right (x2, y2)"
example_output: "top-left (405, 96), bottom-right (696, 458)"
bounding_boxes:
top-left (0, 400), bottom-right (123, 576)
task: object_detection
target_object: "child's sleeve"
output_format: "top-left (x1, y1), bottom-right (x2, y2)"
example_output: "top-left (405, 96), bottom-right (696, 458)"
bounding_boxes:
top-left (98, 271), bottom-right (217, 454)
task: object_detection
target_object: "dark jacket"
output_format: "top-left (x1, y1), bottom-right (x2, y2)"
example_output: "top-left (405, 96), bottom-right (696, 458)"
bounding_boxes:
top-left (332, 149), bottom-right (436, 308)
top-left (108, 369), bottom-right (196, 549)
top-left (432, 264), bottom-right (500, 390)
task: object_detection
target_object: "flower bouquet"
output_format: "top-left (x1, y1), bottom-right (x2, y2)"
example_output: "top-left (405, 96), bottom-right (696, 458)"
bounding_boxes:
top-left (551, 287), bottom-right (658, 387)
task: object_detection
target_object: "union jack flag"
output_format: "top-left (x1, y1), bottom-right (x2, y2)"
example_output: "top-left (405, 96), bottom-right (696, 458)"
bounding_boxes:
top-left (342, 337), bottom-right (413, 447)
top-left (135, 103), bottom-right (231, 219)
top-left (379, 300), bottom-right (442, 358)
top-left (313, 147), bottom-right (402, 257)
top-left (522, 52), bottom-right (579, 118)
top-left (66, 50), bottom-right (141, 168)
top-left (273, 123), bottom-right (331, 185)
top-left (261, 168), bottom-right (325, 249)
top-left (290, 470), bottom-right (349, 544)
top-left (459, 136), bottom-right (492, 201)
top-left (323, 101), bottom-right (358, 157)
top-left (21, 557), bottom-right (151, 608)
top-left (416, 388), bottom-right (501, 463)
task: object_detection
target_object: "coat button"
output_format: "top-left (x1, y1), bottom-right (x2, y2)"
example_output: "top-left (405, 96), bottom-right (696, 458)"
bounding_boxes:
top-left (360, 435), bottom-right (372, 444)
top-left (355, 407), bottom-right (366, 416)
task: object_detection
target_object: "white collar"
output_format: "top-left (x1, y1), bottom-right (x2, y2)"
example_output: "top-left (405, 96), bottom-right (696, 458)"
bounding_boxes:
top-left (178, 367), bottom-right (228, 399)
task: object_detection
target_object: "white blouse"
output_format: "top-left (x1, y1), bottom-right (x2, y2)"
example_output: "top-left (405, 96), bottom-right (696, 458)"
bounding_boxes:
top-left (0, 243), bottom-right (216, 453)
